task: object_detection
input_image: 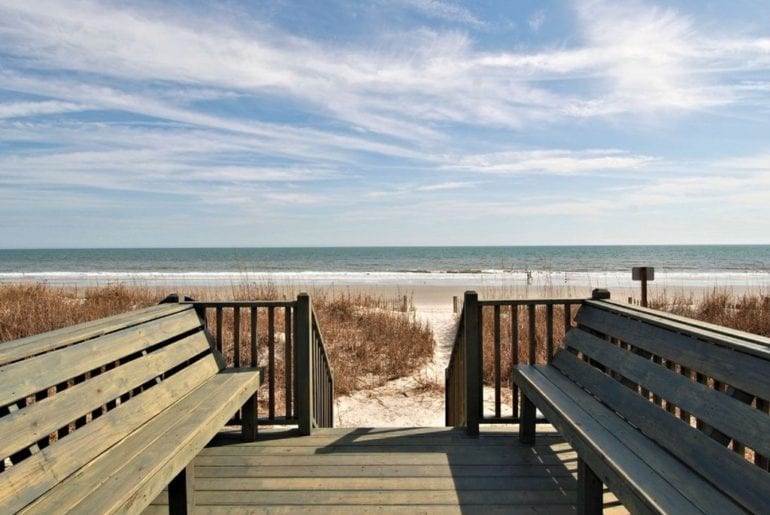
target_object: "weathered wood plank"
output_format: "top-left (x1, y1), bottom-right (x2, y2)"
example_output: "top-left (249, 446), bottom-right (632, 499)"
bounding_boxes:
top-left (0, 309), bottom-right (204, 407)
top-left (0, 332), bottom-right (211, 460)
top-left (25, 370), bottom-right (260, 514)
top-left (195, 476), bottom-right (576, 491)
top-left (194, 451), bottom-right (575, 467)
top-left (577, 304), bottom-right (770, 399)
top-left (584, 300), bottom-right (770, 359)
top-left (552, 352), bottom-right (770, 514)
top-left (565, 329), bottom-right (770, 456)
top-left (515, 365), bottom-right (734, 515)
top-left (193, 490), bottom-right (576, 506)
top-left (0, 304), bottom-right (189, 366)
top-left (0, 356), bottom-right (221, 514)
top-left (193, 464), bottom-right (578, 479)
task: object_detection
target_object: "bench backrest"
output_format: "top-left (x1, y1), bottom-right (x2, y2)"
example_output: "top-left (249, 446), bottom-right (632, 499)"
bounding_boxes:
top-left (0, 303), bottom-right (223, 512)
top-left (554, 299), bottom-right (770, 514)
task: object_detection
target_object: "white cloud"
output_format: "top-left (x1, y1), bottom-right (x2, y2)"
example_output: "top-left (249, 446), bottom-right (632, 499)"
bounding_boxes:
top-left (444, 149), bottom-right (654, 176)
top-left (528, 10), bottom-right (545, 32)
top-left (0, 100), bottom-right (84, 119)
top-left (390, 0), bottom-right (485, 27)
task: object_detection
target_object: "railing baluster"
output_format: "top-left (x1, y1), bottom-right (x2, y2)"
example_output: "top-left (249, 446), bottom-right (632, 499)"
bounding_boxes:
top-left (563, 303), bottom-right (572, 333)
top-left (546, 304), bottom-right (554, 362)
top-left (268, 306), bottom-right (275, 420)
top-left (285, 306), bottom-right (293, 419)
top-left (511, 305), bottom-right (520, 418)
top-left (215, 307), bottom-right (223, 352)
top-left (528, 304), bottom-right (536, 365)
top-left (250, 307), bottom-right (258, 368)
top-left (494, 305), bottom-right (501, 419)
top-left (233, 307), bottom-right (241, 367)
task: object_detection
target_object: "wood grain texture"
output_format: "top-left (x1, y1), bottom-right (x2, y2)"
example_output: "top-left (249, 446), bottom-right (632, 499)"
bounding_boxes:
top-left (0, 309), bottom-right (203, 406)
top-left (0, 304), bottom-right (189, 366)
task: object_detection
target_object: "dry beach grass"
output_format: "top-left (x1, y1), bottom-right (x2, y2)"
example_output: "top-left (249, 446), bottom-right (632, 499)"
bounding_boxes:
top-left (2, 282), bottom-right (768, 404)
top-left (0, 282), bottom-right (433, 400)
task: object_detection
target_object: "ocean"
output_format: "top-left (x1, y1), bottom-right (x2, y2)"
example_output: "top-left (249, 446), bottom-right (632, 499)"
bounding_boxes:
top-left (1, 246), bottom-right (769, 290)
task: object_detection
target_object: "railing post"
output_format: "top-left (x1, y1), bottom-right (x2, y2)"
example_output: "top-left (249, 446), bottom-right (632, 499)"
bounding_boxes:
top-left (295, 293), bottom-right (313, 435)
top-left (464, 291), bottom-right (481, 437)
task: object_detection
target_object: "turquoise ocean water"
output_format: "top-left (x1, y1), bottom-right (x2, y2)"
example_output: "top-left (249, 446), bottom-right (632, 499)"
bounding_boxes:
top-left (0, 246), bottom-right (769, 289)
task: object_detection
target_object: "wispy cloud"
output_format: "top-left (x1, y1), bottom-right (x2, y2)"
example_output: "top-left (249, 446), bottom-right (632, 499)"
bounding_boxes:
top-left (389, 0), bottom-right (486, 27)
top-left (444, 149), bottom-right (655, 176)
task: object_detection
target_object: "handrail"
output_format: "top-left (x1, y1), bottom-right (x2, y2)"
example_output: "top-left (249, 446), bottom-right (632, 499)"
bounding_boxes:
top-left (296, 293), bottom-right (335, 435)
top-left (446, 291), bottom-right (589, 435)
top-left (189, 294), bottom-right (335, 436)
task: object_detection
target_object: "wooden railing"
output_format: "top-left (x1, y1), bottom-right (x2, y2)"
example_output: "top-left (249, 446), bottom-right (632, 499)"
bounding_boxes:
top-left (189, 293), bottom-right (333, 435)
top-left (446, 291), bottom-right (586, 435)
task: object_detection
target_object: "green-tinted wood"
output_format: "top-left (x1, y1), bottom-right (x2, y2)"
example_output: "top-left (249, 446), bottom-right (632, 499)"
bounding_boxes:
top-left (0, 309), bottom-right (204, 407)
top-left (0, 332), bottom-right (211, 460)
top-left (584, 300), bottom-right (770, 360)
top-left (565, 329), bottom-right (770, 456)
top-left (25, 370), bottom-right (260, 514)
top-left (514, 365), bottom-right (741, 515)
top-left (576, 304), bottom-right (770, 399)
top-left (0, 304), bottom-right (189, 366)
top-left (552, 352), bottom-right (770, 514)
top-left (0, 356), bottom-right (221, 514)
top-left (193, 490), bottom-right (576, 507)
top-left (194, 476), bottom-right (575, 491)
top-left (193, 464), bottom-right (577, 479)
top-left (598, 299), bottom-right (770, 349)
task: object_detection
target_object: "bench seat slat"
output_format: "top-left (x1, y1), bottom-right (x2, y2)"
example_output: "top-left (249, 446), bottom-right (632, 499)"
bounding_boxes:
top-left (0, 332), bottom-right (212, 460)
top-left (577, 304), bottom-right (770, 400)
top-left (23, 368), bottom-right (260, 515)
top-left (0, 355), bottom-right (222, 514)
top-left (514, 366), bottom-right (727, 515)
top-left (583, 300), bottom-right (770, 360)
top-left (565, 329), bottom-right (770, 456)
top-left (0, 309), bottom-right (203, 407)
top-left (552, 351), bottom-right (770, 514)
top-left (0, 304), bottom-right (189, 366)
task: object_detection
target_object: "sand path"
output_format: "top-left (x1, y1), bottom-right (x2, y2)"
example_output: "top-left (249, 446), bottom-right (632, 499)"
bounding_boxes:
top-left (334, 302), bottom-right (457, 427)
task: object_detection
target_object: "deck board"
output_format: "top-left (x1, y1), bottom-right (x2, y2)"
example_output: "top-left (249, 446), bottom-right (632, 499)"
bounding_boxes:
top-left (147, 426), bottom-right (625, 513)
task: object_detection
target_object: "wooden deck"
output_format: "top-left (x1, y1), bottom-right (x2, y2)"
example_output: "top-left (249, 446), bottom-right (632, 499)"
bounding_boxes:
top-left (146, 426), bottom-right (625, 514)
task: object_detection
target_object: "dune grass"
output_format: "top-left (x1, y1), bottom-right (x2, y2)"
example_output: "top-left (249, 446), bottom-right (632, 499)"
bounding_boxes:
top-left (0, 282), bottom-right (433, 399)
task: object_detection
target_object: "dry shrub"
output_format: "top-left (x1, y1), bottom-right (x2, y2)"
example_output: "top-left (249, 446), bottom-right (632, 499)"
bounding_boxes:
top-left (312, 291), bottom-right (433, 395)
top-left (479, 304), bottom-right (569, 388)
top-left (651, 289), bottom-right (770, 337)
top-left (0, 283), bottom-right (433, 404)
top-left (0, 283), bottom-right (159, 341)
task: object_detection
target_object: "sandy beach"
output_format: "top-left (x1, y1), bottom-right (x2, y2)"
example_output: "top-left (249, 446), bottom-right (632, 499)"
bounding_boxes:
top-left (327, 281), bottom-right (767, 427)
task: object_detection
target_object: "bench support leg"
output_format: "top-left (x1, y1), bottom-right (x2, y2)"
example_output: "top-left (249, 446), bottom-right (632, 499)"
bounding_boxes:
top-left (241, 393), bottom-right (258, 442)
top-left (519, 395), bottom-right (536, 445)
top-left (577, 458), bottom-right (603, 515)
top-left (168, 464), bottom-right (194, 515)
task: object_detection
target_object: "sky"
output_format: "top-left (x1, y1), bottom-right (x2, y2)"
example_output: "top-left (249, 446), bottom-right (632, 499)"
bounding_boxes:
top-left (1, 0), bottom-right (770, 248)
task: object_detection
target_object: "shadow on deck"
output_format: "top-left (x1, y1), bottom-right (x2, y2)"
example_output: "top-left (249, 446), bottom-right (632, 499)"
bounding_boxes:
top-left (147, 426), bottom-right (624, 514)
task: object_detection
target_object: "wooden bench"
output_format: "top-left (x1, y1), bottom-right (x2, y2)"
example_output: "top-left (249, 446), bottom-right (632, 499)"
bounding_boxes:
top-left (0, 300), bottom-right (260, 514)
top-left (514, 292), bottom-right (770, 514)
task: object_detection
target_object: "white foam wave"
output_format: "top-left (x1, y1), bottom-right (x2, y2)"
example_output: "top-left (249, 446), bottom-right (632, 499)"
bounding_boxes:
top-left (1, 269), bottom-right (769, 289)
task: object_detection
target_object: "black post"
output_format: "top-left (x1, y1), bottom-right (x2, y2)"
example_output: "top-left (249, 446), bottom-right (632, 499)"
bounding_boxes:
top-left (295, 293), bottom-right (313, 436)
top-left (464, 291), bottom-right (480, 437)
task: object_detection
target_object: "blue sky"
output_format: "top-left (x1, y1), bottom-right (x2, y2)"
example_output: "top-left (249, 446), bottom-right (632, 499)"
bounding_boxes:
top-left (1, 0), bottom-right (770, 248)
